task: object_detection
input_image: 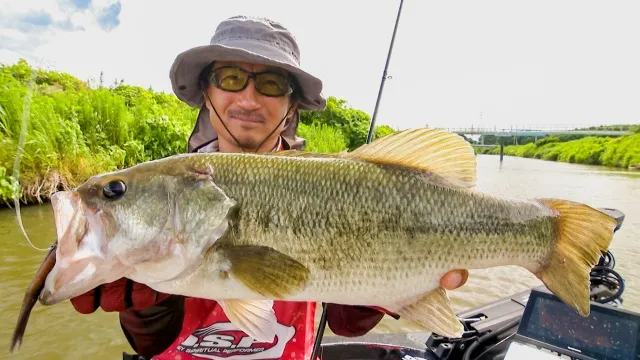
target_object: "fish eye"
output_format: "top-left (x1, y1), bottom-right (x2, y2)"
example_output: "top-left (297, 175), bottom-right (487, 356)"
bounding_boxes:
top-left (102, 180), bottom-right (127, 200)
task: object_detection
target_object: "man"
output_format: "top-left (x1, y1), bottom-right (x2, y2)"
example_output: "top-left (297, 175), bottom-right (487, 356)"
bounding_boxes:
top-left (70, 15), bottom-right (469, 360)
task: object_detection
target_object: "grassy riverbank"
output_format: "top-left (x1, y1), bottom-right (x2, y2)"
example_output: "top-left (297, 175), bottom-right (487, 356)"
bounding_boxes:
top-left (0, 60), bottom-right (394, 204)
top-left (475, 133), bottom-right (640, 170)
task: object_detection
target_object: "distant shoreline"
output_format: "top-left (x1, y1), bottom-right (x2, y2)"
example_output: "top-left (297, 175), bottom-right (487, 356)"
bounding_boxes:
top-left (476, 153), bottom-right (640, 174)
top-left (473, 133), bottom-right (640, 171)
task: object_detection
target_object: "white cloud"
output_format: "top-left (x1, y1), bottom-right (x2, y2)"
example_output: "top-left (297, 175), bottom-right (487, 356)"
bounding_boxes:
top-left (0, 48), bottom-right (24, 66)
top-left (0, 0), bottom-right (60, 17)
top-left (68, 11), bottom-right (93, 29)
top-left (2, 0), bottom-right (640, 130)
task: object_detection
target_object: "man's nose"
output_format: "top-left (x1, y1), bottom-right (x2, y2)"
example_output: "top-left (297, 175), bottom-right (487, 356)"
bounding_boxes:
top-left (236, 79), bottom-right (261, 110)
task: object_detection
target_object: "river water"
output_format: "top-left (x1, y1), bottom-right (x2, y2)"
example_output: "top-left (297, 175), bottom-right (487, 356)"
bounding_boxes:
top-left (1, 155), bottom-right (639, 359)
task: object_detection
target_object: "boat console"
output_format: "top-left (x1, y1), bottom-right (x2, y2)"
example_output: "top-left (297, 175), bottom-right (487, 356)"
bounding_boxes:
top-left (504, 288), bottom-right (640, 360)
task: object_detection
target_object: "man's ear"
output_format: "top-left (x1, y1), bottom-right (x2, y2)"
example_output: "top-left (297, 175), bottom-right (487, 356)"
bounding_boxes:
top-left (282, 101), bottom-right (299, 131)
top-left (203, 88), bottom-right (213, 111)
top-left (286, 99), bottom-right (299, 119)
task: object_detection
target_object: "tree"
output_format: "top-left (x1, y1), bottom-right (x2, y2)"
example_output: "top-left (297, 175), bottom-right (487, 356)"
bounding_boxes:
top-left (300, 96), bottom-right (395, 149)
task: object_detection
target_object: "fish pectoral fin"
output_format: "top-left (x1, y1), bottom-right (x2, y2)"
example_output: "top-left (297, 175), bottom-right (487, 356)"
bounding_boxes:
top-left (219, 299), bottom-right (277, 342)
top-left (221, 245), bottom-right (311, 298)
top-left (391, 287), bottom-right (464, 338)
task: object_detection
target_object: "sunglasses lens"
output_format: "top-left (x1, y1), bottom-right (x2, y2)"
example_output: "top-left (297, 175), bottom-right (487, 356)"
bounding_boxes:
top-left (255, 73), bottom-right (291, 96)
top-left (211, 67), bottom-right (292, 97)
top-left (212, 67), bottom-right (248, 91)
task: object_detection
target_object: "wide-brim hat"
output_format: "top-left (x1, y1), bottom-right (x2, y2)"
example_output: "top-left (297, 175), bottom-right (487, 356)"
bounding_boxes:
top-left (169, 15), bottom-right (326, 152)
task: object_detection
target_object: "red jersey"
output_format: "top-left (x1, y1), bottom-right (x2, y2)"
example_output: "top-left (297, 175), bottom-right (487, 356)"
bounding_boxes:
top-left (152, 299), bottom-right (316, 360)
top-left (152, 138), bottom-right (313, 360)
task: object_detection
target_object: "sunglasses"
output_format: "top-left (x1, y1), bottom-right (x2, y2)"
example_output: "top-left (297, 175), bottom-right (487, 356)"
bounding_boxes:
top-left (209, 66), bottom-right (294, 97)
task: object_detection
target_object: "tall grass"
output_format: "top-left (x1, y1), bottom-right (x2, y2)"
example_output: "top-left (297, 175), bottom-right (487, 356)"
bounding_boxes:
top-left (1, 59), bottom-right (393, 204)
top-left (477, 134), bottom-right (640, 169)
top-left (0, 60), bottom-right (198, 204)
top-left (297, 123), bottom-right (348, 153)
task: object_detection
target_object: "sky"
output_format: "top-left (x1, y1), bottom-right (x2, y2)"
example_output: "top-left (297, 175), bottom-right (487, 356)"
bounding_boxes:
top-left (1, 0), bottom-right (639, 130)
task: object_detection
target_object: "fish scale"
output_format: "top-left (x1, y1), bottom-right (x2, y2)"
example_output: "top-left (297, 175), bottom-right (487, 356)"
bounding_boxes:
top-left (25, 128), bottom-right (617, 345)
top-left (164, 152), bottom-right (558, 305)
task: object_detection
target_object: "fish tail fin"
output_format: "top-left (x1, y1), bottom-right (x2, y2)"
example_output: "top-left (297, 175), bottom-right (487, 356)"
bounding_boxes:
top-left (534, 199), bottom-right (618, 316)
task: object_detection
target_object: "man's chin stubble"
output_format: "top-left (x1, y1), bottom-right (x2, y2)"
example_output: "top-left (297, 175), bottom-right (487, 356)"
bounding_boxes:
top-left (233, 136), bottom-right (268, 151)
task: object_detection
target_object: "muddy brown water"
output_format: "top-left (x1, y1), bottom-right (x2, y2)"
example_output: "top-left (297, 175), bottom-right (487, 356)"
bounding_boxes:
top-left (1, 155), bottom-right (639, 359)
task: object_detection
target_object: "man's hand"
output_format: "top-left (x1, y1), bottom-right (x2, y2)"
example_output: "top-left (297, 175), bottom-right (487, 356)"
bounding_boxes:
top-left (70, 279), bottom-right (184, 358)
top-left (70, 278), bottom-right (173, 314)
top-left (441, 269), bottom-right (469, 290)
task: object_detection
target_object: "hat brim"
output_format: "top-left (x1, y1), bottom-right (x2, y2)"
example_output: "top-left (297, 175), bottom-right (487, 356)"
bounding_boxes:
top-left (170, 42), bottom-right (326, 111)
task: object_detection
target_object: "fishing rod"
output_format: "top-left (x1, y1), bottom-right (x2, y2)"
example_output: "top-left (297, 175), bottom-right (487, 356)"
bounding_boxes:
top-left (365, 0), bottom-right (405, 144)
top-left (310, 2), bottom-right (406, 359)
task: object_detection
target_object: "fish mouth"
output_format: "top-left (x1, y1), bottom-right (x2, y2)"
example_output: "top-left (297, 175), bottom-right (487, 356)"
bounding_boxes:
top-left (39, 191), bottom-right (124, 305)
top-left (39, 252), bottom-right (98, 306)
top-left (39, 289), bottom-right (60, 306)
top-left (51, 191), bottom-right (88, 260)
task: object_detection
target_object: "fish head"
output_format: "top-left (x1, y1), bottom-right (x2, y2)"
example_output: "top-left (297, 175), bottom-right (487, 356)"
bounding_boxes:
top-left (39, 160), bottom-right (237, 305)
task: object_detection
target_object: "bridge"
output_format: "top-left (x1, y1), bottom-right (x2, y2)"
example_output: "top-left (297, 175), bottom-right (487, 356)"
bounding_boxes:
top-left (439, 124), bottom-right (634, 138)
top-left (434, 124), bottom-right (635, 161)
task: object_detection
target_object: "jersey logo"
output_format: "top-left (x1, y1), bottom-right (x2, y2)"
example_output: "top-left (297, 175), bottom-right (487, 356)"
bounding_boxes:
top-left (176, 321), bottom-right (296, 359)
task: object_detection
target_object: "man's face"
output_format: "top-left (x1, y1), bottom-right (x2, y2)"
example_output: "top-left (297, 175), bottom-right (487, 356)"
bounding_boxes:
top-left (204, 61), bottom-right (297, 152)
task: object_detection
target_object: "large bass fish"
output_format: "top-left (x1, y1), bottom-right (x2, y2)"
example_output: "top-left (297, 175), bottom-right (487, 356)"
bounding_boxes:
top-left (24, 128), bottom-right (617, 344)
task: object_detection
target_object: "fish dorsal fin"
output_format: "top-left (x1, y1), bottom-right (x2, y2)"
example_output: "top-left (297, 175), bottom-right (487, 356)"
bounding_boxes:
top-left (347, 128), bottom-right (476, 188)
top-left (267, 128), bottom-right (476, 188)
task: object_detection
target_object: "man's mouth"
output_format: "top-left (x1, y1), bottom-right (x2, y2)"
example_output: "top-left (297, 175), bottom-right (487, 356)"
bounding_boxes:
top-left (231, 115), bottom-right (264, 124)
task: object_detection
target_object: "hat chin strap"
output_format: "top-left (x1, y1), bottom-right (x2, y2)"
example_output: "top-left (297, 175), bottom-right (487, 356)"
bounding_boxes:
top-left (204, 91), bottom-right (293, 153)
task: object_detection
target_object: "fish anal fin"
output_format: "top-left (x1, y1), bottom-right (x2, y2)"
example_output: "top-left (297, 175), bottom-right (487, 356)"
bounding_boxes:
top-left (391, 287), bottom-right (463, 338)
top-left (534, 199), bottom-right (617, 316)
top-left (219, 299), bottom-right (277, 342)
top-left (346, 128), bottom-right (476, 188)
top-left (221, 245), bottom-right (310, 298)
